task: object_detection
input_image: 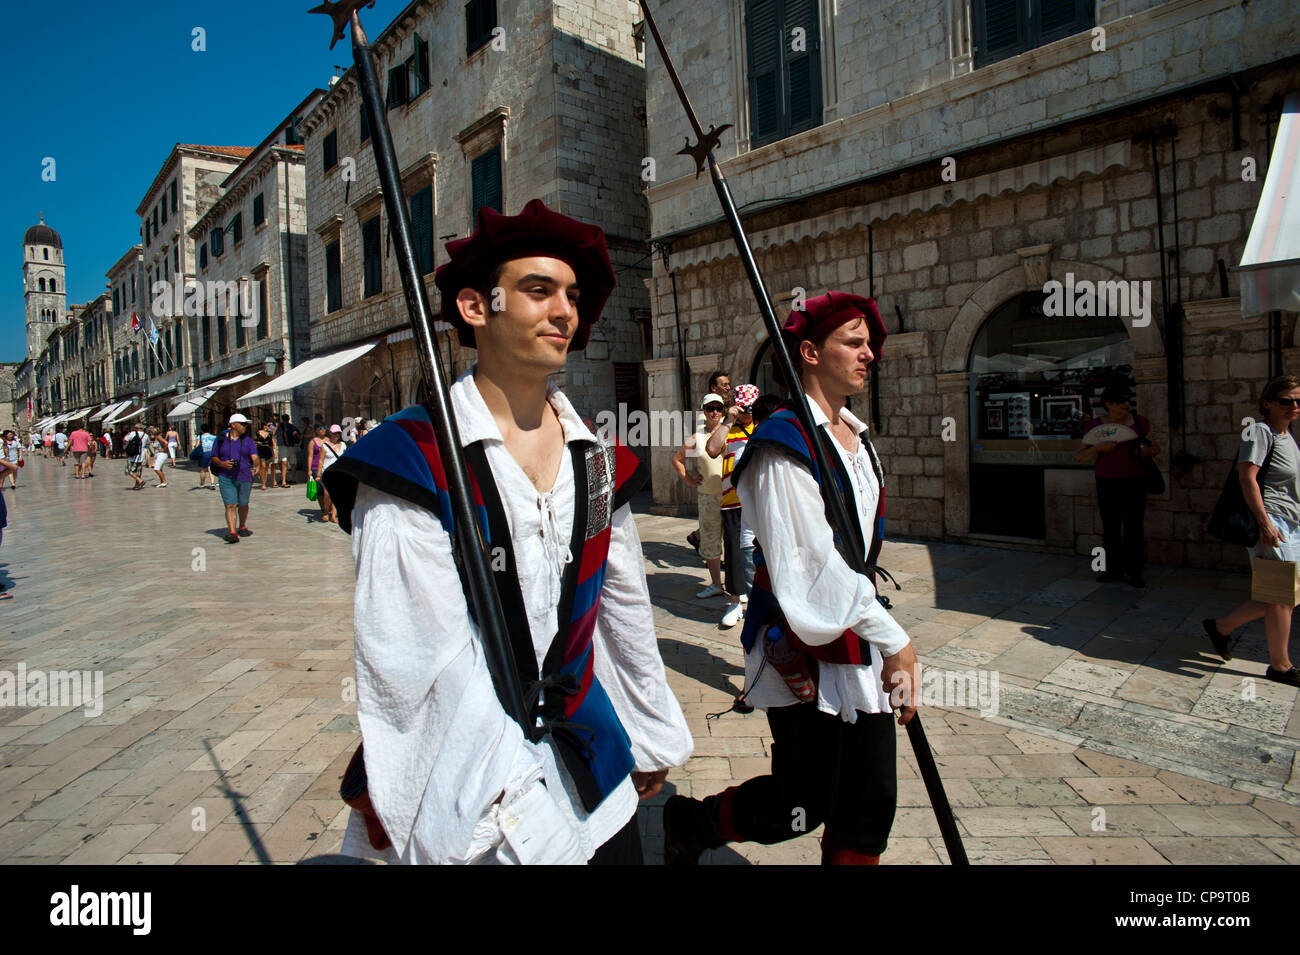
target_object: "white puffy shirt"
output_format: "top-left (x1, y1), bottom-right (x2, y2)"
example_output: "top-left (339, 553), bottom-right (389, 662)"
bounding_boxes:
top-left (735, 402), bottom-right (911, 721)
top-left (343, 369), bottom-right (692, 863)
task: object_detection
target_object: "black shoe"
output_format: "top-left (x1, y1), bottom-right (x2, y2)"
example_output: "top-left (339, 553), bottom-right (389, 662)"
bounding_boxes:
top-left (663, 795), bottom-right (725, 866)
top-left (1095, 572), bottom-right (1126, 583)
top-left (1203, 619), bottom-right (1232, 661)
top-left (1265, 666), bottom-right (1300, 688)
top-left (237, 527), bottom-right (252, 537)
top-left (224, 533), bottom-right (240, 544)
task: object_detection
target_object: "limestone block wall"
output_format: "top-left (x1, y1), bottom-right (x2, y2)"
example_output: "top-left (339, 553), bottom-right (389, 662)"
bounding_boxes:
top-left (643, 72), bottom-right (1290, 569)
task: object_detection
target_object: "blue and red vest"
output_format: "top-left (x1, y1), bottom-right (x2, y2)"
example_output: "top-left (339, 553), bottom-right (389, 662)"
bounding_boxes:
top-left (732, 408), bottom-right (888, 666)
top-left (324, 403), bottom-right (649, 812)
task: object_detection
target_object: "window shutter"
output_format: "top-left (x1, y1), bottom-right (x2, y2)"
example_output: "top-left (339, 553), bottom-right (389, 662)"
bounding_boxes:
top-left (1038, 0), bottom-right (1092, 43)
top-left (411, 186), bottom-right (434, 274)
top-left (258, 279), bottom-right (269, 340)
top-left (974, 0), bottom-right (1026, 67)
top-left (746, 0), bottom-right (782, 146)
top-left (386, 65), bottom-right (408, 109)
top-left (413, 33), bottom-right (430, 96)
top-left (471, 147), bottom-right (502, 218)
top-left (326, 240), bottom-right (342, 312)
top-left (783, 0), bottom-right (821, 134)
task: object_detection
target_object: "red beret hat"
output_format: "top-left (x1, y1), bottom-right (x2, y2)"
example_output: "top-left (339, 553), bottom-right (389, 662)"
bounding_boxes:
top-left (433, 199), bottom-right (616, 350)
top-left (780, 291), bottom-right (887, 367)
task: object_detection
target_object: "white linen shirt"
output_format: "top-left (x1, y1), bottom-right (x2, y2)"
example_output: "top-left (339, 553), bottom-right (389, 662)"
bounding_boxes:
top-left (735, 402), bottom-right (911, 721)
top-left (343, 368), bottom-right (692, 864)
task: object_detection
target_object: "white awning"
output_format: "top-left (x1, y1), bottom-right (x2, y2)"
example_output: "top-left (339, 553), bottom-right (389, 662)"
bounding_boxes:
top-left (103, 402), bottom-right (141, 426)
top-left (168, 371), bottom-right (262, 420)
top-left (91, 400), bottom-right (131, 422)
top-left (48, 407), bottom-right (92, 427)
top-left (112, 404), bottom-right (152, 424)
top-left (1240, 91), bottom-right (1300, 316)
top-left (237, 342), bottom-right (377, 408)
top-left (173, 370), bottom-right (261, 407)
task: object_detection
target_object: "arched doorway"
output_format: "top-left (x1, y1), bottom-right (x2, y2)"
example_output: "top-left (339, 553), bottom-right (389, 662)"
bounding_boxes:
top-left (968, 290), bottom-right (1134, 538)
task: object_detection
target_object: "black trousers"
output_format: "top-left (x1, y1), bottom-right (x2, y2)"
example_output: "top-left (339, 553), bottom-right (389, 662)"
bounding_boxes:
top-left (589, 814), bottom-right (643, 865)
top-left (1096, 476), bottom-right (1147, 577)
top-left (727, 703), bottom-right (896, 854)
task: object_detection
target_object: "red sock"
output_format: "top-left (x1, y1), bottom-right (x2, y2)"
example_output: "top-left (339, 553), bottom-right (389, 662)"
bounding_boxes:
top-left (714, 787), bottom-right (744, 843)
top-left (821, 834), bottom-right (880, 865)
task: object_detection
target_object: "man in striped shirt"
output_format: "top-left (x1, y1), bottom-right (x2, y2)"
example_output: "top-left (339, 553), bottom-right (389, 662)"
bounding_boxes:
top-left (707, 383), bottom-right (759, 629)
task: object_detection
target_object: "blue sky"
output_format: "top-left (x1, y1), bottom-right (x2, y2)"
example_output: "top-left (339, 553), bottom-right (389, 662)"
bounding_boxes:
top-left (3, 0), bottom-right (360, 363)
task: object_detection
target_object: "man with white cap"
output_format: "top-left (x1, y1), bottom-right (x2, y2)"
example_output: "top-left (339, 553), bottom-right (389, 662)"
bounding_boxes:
top-left (209, 413), bottom-right (260, 544)
top-left (673, 393), bottom-right (727, 599)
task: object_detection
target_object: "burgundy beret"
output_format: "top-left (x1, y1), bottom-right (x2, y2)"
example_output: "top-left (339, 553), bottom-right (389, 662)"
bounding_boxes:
top-left (780, 291), bottom-right (887, 367)
top-left (433, 199), bottom-right (616, 350)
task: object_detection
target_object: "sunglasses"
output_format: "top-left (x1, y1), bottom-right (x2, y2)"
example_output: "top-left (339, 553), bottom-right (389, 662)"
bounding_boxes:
top-left (1270, 397), bottom-right (1300, 408)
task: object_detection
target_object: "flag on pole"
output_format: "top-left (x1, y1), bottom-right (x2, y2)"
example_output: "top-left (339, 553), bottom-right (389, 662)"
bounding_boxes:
top-left (131, 312), bottom-right (141, 333)
top-left (147, 317), bottom-right (160, 346)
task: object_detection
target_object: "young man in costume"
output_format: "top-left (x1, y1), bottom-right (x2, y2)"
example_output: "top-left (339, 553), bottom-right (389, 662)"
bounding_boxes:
top-left (663, 291), bottom-right (919, 865)
top-left (324, 200), bottom-right (693, 865)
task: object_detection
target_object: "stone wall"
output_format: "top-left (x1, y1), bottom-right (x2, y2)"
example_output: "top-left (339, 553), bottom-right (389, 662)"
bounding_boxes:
top-left (301, 0), bottom-right (651, 420)
top-left (645, 0), bottom-right (1300, 240)
top-left (643, 69), bottom-right (1292, 569)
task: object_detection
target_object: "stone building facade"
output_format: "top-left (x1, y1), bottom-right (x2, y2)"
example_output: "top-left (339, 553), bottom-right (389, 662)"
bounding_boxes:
top-left (643, 0), bottom-right (1300, 569)
top-left (298, 0), bottom-right (652, 431)
top-left (134, 144), bottom-right (256, 416)
top-left (186, 95), bottom-right (321, 432)
top-left (107, 244), bottom-right (147, 419)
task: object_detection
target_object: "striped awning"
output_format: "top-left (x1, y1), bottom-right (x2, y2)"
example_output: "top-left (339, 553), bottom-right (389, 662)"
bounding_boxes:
top-left (1239, 91), bottom-right (1300, 316)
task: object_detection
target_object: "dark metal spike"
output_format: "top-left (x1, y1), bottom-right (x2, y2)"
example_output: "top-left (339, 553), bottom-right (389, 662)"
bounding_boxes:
top-left (675, 124), bottom-right (733, 178)
top-left (307, 0), bottom-right (375, 50)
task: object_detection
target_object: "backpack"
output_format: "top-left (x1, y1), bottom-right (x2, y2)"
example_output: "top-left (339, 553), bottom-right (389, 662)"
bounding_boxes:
top-left (124, 433), bottom-right (142, 457)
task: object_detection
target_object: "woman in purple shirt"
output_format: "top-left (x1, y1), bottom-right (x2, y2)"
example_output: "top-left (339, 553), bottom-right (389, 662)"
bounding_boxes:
top-left (1075, 381), bottom-right (1160, 588)
top-left (211, 413), bottom-right (261, 544)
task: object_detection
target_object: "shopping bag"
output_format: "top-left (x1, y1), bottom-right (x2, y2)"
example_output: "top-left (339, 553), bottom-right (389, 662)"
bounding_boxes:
top-left (1251, 558), bottom-right (1300, 606)
top-left (306, 478), bottom-right (318, 502)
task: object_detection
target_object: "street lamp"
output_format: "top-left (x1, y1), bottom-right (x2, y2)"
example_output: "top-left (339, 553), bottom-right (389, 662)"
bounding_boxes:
top-left (263, 348), bottom-right (284, 379)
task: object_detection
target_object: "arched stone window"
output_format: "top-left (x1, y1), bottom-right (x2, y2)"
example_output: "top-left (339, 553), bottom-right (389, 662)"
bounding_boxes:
top-left (967, 290), bottom-right (1134, 537)
top-left (38, 278), bottom-right (45, 292)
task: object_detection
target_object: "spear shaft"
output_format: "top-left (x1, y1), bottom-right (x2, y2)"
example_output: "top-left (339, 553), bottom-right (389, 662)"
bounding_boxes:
top-left (640, 0), bottom-right (967, 865)
top-left (316, 1), bottom-right (530, 731)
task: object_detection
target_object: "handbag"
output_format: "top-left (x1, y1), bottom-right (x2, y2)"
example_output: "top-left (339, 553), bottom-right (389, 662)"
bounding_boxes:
top-left (306, 478), bottom-right (318, 502)
top-left (1251, 557), bottom-right (1300, 606)
top-left (1207, 437), bottom-right (1275, 547)
top-left (189, 446), bottom-right (204, 462)
top-left (1133, 418), bottom-right (1165, 495)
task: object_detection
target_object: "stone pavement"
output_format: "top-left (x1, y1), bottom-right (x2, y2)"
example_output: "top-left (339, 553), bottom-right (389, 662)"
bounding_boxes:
top-left (1, 453), bottom-right (1298, 864)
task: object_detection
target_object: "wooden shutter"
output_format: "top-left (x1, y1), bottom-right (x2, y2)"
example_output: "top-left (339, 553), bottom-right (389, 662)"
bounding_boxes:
top-left (783, 0), bottom-right (821, 135)
top-left (257, 280), bottom-right (269, 341)
top-left (410, 186), bottom-right (434, 274)
top-left (1038, 0), bottom-right (1093, 44)
top-left (327, 240), bottom-right (342, 312)
top-left (746, 0), bottom-right (782, 146)
top-left (413, 33), bottom-right (430, 96)
top-left (471, 147), bottom-right (502, 218)
top-left (974, 0), bottom-right (1026, 67)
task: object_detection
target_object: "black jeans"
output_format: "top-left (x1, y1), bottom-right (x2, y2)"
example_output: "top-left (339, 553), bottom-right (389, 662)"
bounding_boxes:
top-left (588, 814), bottom-right (643, 865)
top-left (727, 703), bottom-right (897, 854)
top-left (1096, 476), bottom-right (1147, 577)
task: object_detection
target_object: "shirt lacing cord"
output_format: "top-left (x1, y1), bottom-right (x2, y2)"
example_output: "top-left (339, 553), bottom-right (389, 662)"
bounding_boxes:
top-left (522, 671), bottom-right (596, 759)
top-left (537, 489), bottom-right (574, 606)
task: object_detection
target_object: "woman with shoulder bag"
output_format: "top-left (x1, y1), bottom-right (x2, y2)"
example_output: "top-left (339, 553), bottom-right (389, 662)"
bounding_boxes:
top-left (1075, 381), bottom-right (1160, 588)
top-left (314, 425), bottom-right (347, 524)
top-left (1205, 376), bottom-right (1300, 686)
